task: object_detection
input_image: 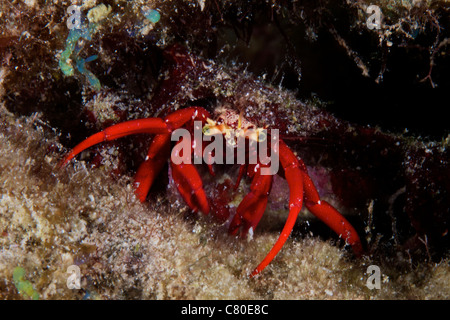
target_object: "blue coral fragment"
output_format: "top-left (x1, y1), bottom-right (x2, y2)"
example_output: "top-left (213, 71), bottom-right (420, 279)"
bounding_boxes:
top-left (143, 9), bottom-right (161, 23)
top-left (59, 15), bottom-right (103, 90)
top-left (75, 54), bottom-right (101, 90)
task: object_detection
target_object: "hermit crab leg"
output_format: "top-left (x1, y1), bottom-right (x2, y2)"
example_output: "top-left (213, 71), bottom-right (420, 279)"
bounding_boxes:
top-left (134, 134), bottom-right (171, 202)
top-left (234, 164), bottom-right (247, 190)
top-left (200, 138), bottom-right (215, 176)
top-left (133, 107), bottom-right (213, 202)
top-left (250, 141), bottom-right (304, 277)
top-left (168, 129), bottom-right (211, 214)
top-left (170, 160), bottom-right (210, 215)
top-left (301, 170), bottom-right (363, 256)
top-left (59, 107), bottom-right (211, 168)
top-left (229, 164), bottom-right (273, 237)
top-left (58, 118), bottom-right (170, 167)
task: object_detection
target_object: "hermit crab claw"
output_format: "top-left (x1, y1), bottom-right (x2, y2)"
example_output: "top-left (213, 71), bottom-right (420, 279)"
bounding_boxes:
top-left (229, 163), bottom-right (273, 238)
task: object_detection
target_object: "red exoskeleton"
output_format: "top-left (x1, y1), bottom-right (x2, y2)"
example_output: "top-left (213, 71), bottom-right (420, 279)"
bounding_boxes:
top-left (60, 103), bottom-right (363, 277)
top-left (60, 44), bottom-right (448, 277)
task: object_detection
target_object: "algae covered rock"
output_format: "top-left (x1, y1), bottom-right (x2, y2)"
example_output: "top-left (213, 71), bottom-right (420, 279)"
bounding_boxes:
top-left (0, 0), bottom-right (449, 300)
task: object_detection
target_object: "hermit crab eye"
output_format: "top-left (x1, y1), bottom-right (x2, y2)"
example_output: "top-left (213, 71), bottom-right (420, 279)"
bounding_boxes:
top-left (202, 125), bottom-right (211, 135)
top-left (257, 130), bottom-right (267, 142)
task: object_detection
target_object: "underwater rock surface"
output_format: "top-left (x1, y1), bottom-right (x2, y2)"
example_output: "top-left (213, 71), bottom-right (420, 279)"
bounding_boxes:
top-left (0, 104), bottom-right (449, 300)
top-left (0, 0), bottom-right (449, 299)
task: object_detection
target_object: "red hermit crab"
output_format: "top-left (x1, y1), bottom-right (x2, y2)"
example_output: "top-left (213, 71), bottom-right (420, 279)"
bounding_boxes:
top-left (60, 105), bottom-right (363, 277)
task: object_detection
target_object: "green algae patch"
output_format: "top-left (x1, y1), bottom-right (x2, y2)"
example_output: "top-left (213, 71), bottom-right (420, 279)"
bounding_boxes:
top-left (59, 4), bottom-right (112, 90)
top-left (13, 267), bottom-right (39, 300)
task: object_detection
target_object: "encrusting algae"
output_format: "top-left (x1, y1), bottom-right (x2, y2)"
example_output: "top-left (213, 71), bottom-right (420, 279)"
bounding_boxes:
top-left (0, 0), bottom-right (449, 300)
top-left (0, 105), bottom-right (448, 299)
top-left (13, 267), bottom-right (39, 300)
